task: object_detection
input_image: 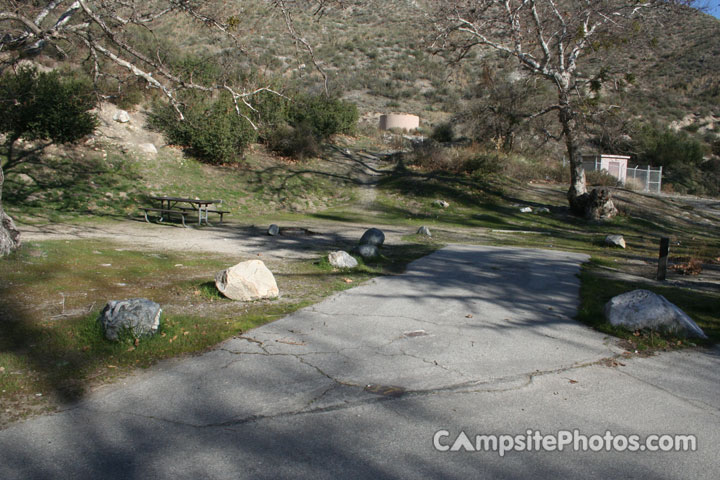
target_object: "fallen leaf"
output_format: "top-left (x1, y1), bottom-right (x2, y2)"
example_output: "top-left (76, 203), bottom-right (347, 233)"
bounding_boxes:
top-left (172, 335), bottom-right (178, 341)
top-left (465, 314), bottom-right (473, 318)
top-left (134, 338), bottom-right (140, 346)
top-left (161, 332), bottom-right (167, 337)
top-left (82, 346), bottom-right (90, 351)
top-left (183, 331), bottom-right (190, 336)
top-left (0, 367), bottom-right (5, 373)
top-left (568, 379), bottom-right (578, 384)
top-left (127, 347), bottom-right (135, 352)
top-left (343, 278), bottom-right (353, 283)
top-left (107, 365), bottom-right (117, 369)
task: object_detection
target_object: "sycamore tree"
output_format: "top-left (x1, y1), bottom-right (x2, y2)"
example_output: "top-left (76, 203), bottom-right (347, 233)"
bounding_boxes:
top-left (0, 0), bottom-right (337, 255)
top-left (430, 0), bottom-right (698, 219)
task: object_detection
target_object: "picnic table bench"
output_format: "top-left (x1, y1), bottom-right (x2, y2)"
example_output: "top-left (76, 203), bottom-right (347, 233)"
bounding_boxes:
top-left (141, 196), bottom-right (229, 227)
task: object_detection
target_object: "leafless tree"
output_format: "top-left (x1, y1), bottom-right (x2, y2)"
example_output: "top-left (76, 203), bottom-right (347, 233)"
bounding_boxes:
top-left (0, 0), bottom-right (339, 255)
top-left (430, 0), bottom-right (698, 219)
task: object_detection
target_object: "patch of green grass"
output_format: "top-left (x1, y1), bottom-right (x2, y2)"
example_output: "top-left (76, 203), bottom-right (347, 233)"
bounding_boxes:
top-left (0, 236), bottom-right (437, 427)
top-left (577, 264), bottom-right (720, 350)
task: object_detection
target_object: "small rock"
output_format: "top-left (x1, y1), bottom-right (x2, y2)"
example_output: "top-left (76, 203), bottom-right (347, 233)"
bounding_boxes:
top-left (268, 224), bottom-right (280, 236)
top-left (417, 226), bottom-right (432, 237)
top-left (355, 244), bottom-right (380, 260)
top-left (113, 110), bottom-right (130, 123)
top-left (433, 199), bottom-right (450, 208)
top-left (360, 228), bottom-right (385, 247)
top-left (98, 298), bottom-right (162, 342)
top-left (537, 207), bottom-right (550, 213)
top-left (520, 207), bottom-right (533, 213)
top-left (138, 143), bottom-right (157, 154)
top-left (604, 289), bottom-right (707, 338)
top-left (605, 235), bottom-right (626, 249)
top-left (328, 251), bottom-right (358, 269)
top-left (215, 260), bottom-right (279, 301)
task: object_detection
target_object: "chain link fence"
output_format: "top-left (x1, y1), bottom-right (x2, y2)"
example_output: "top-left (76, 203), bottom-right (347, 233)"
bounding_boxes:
top-left (625, 165), bottom-right (663, 194)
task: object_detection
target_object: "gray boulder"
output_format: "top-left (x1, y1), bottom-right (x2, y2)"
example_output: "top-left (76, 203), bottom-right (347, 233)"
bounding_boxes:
top-left (268, 224), bottom-right (280, 236)
top-left (417, 226), bottom-right (431, 237)
top-left (328, 251), bottom-right (358, 269)
top-left (360, 228), bottom-right (385, 247)
top-left (98, 298), bottom-right (162, 341)
top-left (604, 289), bottom-right (707, 338)
top-left (355, 244), bottom-right (380, 260)
top-left (432, 199), bottom-right (450, 208)
top-left (605, 234), bottom-right (626, 249)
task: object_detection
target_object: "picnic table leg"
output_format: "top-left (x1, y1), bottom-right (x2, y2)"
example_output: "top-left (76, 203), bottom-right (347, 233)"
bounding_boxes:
top-left (143, 210), bottom-right (151, 223)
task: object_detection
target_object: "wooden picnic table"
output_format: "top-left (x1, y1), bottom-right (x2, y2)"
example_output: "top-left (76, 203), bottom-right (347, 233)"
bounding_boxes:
top-left (142, 196), bottom-right (228, 227)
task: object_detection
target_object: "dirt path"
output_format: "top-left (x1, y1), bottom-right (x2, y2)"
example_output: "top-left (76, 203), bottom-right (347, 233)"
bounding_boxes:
top-left (19, 217), bottom-right (417, 260)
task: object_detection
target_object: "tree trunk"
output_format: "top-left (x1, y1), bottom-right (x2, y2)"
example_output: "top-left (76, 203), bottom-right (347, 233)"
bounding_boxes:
top-left (558, 91), bottom-right (617, 220)
top-left (0, 166), bottom-right (21, 257)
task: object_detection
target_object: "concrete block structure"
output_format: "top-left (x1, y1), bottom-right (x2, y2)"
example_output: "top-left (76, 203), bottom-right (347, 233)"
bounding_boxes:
top-left (379, 114), bottom-right (420, 132)
top-left (582, 154), bottom-right (629, 184)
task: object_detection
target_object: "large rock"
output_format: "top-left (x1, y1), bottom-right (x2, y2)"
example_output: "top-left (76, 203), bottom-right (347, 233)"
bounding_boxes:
top-left (605, 234), bottom-right (626, 249)
top-left (215, 260), bottom-right (279, 301)
top-left (98, 298), bottom-right (162, 341)
top-left (360, 228), bottom-right (385, 247)
top-left (355, 244), bottom-right (380, 260)
top-left (604, 290), bottom-right (707, 338)
top-left (328, 251), bottom-right (358, 269)
top-left (267, 224), bottom-right (279, 236)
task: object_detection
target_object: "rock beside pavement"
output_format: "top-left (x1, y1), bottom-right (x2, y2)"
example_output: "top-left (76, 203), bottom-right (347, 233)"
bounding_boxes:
top-left (215, 260), bottom-right (279, 301)
top-left (328, 251), bottom-right (358, 269)
top-left (604, 289), bottom-right (707, 338)
top-left (98, 298), bottom-right (162, 341)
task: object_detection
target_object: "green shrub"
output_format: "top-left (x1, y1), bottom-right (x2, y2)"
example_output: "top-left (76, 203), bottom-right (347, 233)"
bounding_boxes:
top-left (289, 94), bottom-right (358, 139)
top-left (148, 93), bottom-right (256, 164)
top-left (0, 66), bottom-right (96, 150)
top-left (431, 122), bottom-right (454, 143)
top-left (586, 170), bottom-right (619, 187)
top-left (266, 123), bottom-right (321, 160)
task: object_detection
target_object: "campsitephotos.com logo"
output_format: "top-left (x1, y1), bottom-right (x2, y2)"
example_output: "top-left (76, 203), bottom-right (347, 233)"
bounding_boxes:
top-left (433, 429), bottom-right (697, 457)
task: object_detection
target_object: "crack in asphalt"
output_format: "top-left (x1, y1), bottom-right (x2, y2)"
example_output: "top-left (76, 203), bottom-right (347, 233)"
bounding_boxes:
top-left (79, 351), bottom-right (633, 431)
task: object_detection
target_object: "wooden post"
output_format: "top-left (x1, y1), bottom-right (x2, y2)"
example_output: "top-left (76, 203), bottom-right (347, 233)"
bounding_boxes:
top-left (657, 237), bottom-right (670, 281)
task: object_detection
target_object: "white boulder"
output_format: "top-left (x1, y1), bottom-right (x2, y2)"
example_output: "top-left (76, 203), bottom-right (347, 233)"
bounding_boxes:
top-left (328, 251), bottom-right (358, 269)
top-left (113, 110), bottom-right (130, 123)
top-left (215, 260), bottom-right (279, 301)
top-left (605, 235), bottom-right (626, 249)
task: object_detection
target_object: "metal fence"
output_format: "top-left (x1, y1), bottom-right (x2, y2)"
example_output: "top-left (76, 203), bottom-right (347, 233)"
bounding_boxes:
top-left (580, 160), bottom-right (663, 194)
top-left (625, 165), bottom-right (663, 194)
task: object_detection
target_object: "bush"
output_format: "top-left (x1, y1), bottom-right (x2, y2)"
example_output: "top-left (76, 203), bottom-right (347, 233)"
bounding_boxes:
top-left (289, 94), bottom-right (358, 139)
top-left (148, 93), bottom-right (256, 164)
top-left (266, 123), bottom-right (321, 160)
top-left (0, 66), bottom-right (96, 148)
top-left (431, 122), bottom-right (454, 143)
top-left (586, 170), bottom-right (619, 187)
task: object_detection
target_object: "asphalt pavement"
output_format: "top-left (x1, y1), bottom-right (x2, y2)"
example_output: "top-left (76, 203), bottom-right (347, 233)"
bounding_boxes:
top-left (0, 245), bottom-right (717, 479)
